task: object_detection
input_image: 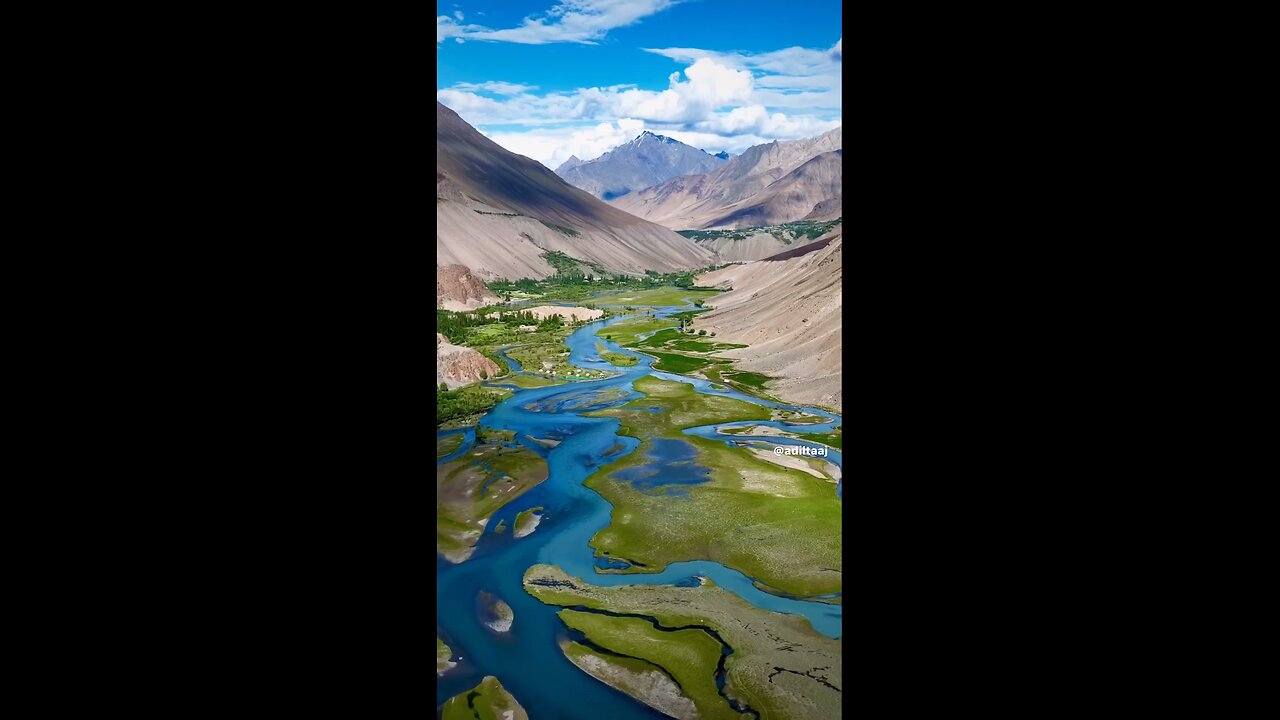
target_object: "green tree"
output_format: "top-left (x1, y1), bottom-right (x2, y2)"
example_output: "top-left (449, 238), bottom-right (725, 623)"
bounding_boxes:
top-left (439, 382), bottom-right (448, 393)
top-left (698, 329), bottom-right (707, 335)
top-left (538, 314), bottom-right (564, 332)
top-left (480, 370), bottom-right (488, 380)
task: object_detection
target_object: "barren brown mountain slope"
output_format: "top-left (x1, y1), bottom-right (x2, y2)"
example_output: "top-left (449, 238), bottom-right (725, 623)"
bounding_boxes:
top-left (691, 232), bottom-right (801, 263)
top-left (436, 102), bottom-right (713, 296)
top-left (703, 150), bottom-right (842, 229)
top-left (610, 127), bottom-right (842, 230)
top-left (689, 221), bottom-right (839, 263)
top-left (694, 232), bottom-right (842, 410)
top-left (803, 193), bottom-right (842, 221)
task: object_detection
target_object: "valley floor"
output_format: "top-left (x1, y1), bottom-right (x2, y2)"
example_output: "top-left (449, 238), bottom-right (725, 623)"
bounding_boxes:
top-left (437, 286), bottom-right (842, 720)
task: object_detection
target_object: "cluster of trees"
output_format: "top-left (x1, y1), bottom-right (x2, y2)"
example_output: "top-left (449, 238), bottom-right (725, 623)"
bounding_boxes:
top-left (540, 251), bottom-right (613, 279)
top-left (437, 386), bottom-right (505, 425)
top-left (438, 308), bottom-right (578, 346)
top-left (676, 318), bottom-right (715, 336)
top-left (437, 309), bottom-right (493, 343)
top-left (487, 267), bottom-right (703, 296)
top-left (488, 278), bottom-right (542, 293)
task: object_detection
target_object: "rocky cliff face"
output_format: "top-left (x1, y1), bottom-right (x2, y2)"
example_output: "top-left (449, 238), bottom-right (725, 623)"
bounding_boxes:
top-left (437, 264), bottom-right (498, 310)
top-left (437, 334), bottom-right (502, 389)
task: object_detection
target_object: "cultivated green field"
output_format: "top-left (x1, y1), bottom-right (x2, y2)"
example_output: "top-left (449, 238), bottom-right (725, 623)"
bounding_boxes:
top-left (582, 377), bottom-right (841, 596)
top-left (633, 328), bottom-right (746, 353)
top-left (701, 364), bottom-right (780, 400)
top-left (597, 316), bottom-right (677, 346)
top-left (800, 429), bottom-right (842, 449)
top-left (723, 370), bottom-right (770, 389)
top-left (608, 323), bottom-right (777, 398)
top-left (653, 350), bottom-right (722, 373)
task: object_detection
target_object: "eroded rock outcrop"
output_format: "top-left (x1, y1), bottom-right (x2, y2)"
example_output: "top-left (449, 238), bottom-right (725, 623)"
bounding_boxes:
top-left (437, 333), bottom-right (501, 389)
top-left (437, 264), bottom-right (498, 310)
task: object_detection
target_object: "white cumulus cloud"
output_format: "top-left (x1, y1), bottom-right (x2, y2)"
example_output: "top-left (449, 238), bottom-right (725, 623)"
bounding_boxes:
top-left (482, 119), bottom-right (651, 169)
top-left (437, 0), bottom-right (680, 45)
top-left (450, 81), bottom-right (540, 96)
top-left (694, 106), bottom-right (840, 137)
top-left (437, 37), bottom-right (842, 171)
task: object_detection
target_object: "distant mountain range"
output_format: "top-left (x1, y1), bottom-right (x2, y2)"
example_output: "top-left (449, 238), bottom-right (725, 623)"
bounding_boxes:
top-left (436, 102), bottom-right (713, 307)
top-left (555, 131), bottom-right (727, 201)
top-left (610, 127), bottom-right (842, 230)
top-left (704, 149), bottom-right (842, 228)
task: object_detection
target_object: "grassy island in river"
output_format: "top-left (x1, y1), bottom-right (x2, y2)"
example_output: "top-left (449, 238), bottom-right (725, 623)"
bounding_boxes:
top-left (559, 609), bottom-right (742, 720)
top-left (582, 376), bottom-right (841, 597)
top-left (436, 637), bottom-right (455, 675)
top-left (436, 430), bottom-right (548, 563)
top-left (440, 675), bottom-right (528, 720)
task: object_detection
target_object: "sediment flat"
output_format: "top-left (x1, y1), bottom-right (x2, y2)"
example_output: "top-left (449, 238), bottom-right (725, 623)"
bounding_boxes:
top-left (561, 638), bottom-right (698, 719)
top-left (479, 591), bottom-right (514, 633)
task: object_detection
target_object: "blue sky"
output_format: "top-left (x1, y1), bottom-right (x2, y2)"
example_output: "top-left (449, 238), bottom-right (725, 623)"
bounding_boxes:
top-left (437, 0), bottom-right (842, 168)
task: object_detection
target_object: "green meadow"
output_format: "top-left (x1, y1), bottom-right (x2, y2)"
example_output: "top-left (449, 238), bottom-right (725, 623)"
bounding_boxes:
top-left (582, 377), bottom-right (841, 597)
